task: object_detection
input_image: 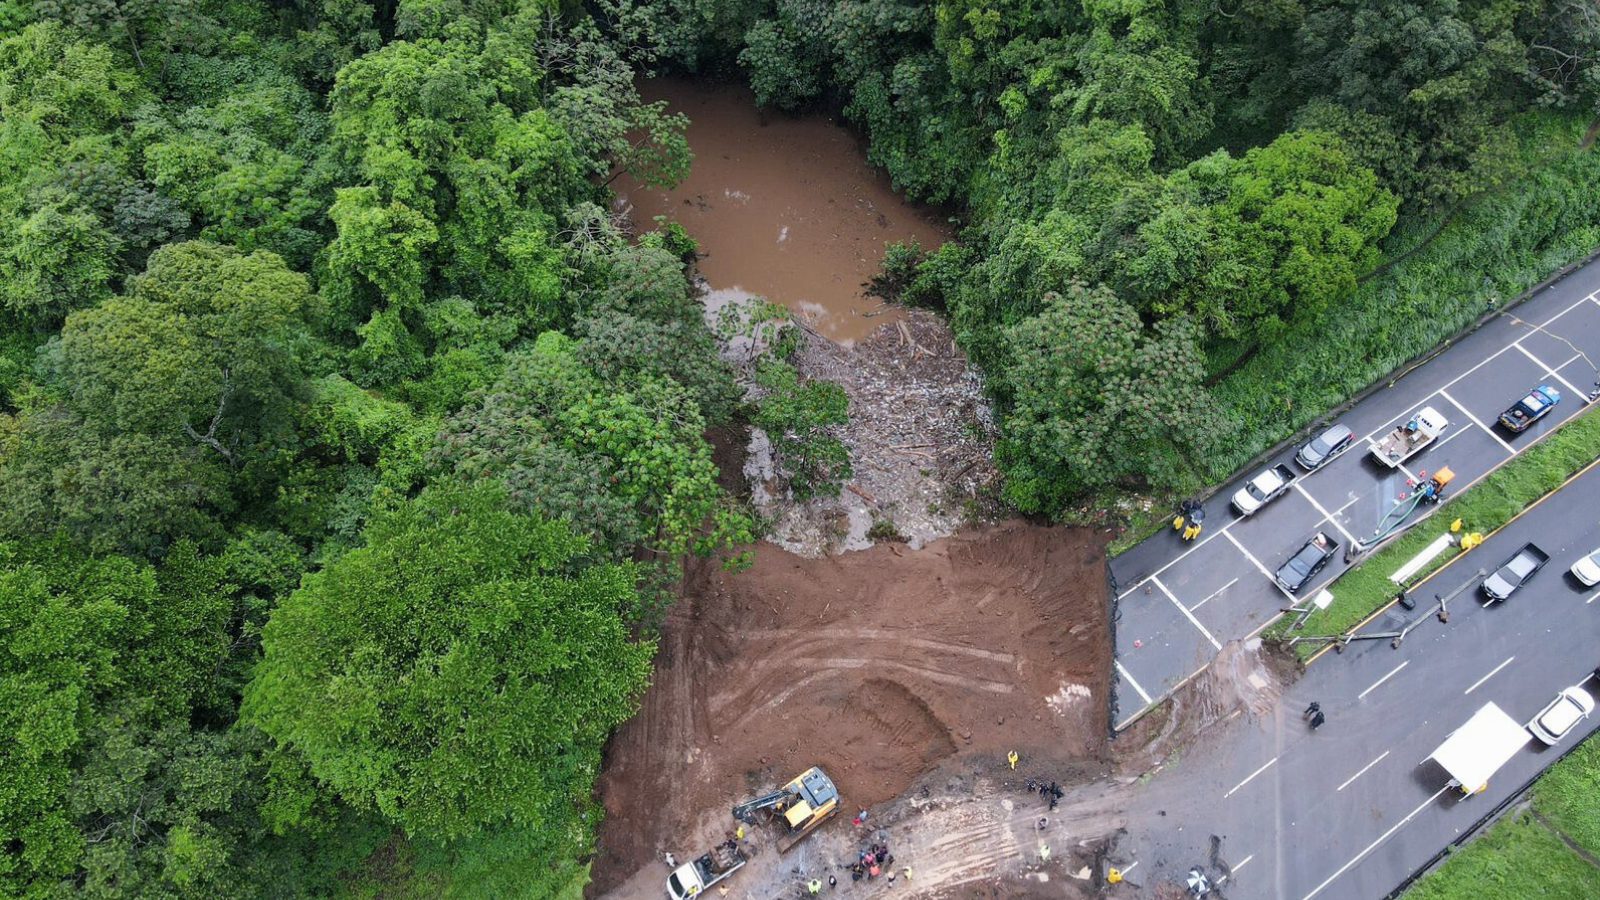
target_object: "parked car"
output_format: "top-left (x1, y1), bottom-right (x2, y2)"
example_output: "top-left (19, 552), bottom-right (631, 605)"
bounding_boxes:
top-left (1275, 532), bottom-right (1339, 593)
top-left (1571, 547), bottom-right (1600, 587)
top-left (1481, 543), bottom-right (1550, 602)
top-left (1527, 685), bottom-right (1596, 746)
top-left (1294, 423), bottom-right (1355, 471)
top-left (1498, 385), bottom-right (1561, 433)
top-left (1231, 464), bottom-right (1296, 516)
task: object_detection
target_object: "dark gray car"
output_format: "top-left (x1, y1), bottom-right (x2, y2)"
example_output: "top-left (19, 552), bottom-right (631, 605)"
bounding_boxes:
top-left (1294, 423), bottom-right (1355, 471)
top-left (1275, 532), bottom-right (1338, 593)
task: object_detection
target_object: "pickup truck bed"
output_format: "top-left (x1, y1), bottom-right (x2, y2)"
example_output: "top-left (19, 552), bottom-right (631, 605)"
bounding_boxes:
top-left (1481, 542), bottom-right (1550, 602)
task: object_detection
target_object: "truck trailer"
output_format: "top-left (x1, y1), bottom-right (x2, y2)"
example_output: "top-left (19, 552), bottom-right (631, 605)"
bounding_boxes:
top-left (1427, 702), bottom-right (1531, 796)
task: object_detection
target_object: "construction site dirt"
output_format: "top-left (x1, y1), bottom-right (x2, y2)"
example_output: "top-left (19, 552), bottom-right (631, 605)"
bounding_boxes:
top-left (588, 522), bottom-right (1116, 898)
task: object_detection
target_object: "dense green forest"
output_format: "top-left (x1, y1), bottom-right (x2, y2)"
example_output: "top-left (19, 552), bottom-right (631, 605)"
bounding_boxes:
top-left (1, 0), bottom-right (1598, 896)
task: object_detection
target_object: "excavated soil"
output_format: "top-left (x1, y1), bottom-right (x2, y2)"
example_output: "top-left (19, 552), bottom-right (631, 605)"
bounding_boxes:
top-left (588, 522), bottom-right (1112, 896)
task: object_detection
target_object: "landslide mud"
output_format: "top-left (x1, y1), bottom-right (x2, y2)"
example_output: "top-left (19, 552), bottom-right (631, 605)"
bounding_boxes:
top-left (588, 522), bottom-right (1112, 896)
top-left (612, 78), bottom-right (951, 345)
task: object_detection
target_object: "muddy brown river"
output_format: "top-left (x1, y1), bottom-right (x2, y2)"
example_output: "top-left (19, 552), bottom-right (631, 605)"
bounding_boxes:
top-left (613, 78), bottom-right (951, 345)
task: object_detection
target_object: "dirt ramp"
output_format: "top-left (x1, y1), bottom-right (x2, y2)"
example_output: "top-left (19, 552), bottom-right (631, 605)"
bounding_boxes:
top-left (588, 521), bottom-right (1111, 896)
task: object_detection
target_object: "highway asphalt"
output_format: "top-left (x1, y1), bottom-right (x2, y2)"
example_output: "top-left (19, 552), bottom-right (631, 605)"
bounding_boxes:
top-left (1117, 453), bottom-right (1600, 899)
top-left (1111, 264), bottom-right (1600, 730)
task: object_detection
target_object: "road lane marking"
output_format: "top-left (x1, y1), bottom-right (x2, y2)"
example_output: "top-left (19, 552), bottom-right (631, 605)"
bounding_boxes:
top-left (1356, 289), bottom-right (1599, 449)
top-left (1301, 787), bottom-right (1451, 900)
top-left (1221, 530), bottom-right (1294, 600)
top-left (1189, 577), bottom-right (1240, 612)
top-left (1588, 590), bottom-right (1600, 605)
top-left (1337, 750), bottom-right (1391, 792)
top-left (1115, 660), bottom-right (1153, 705)
top-left (1438, 388), bottom-right (1516, 456)
top-left (1229, 854), bottom-right (1254, 876)
top-left (1464, 656), bottom-right (1515, 695)
top-left (1121, 861), bottom-right (1139, 875)
top-left (1224, 756), bottom-right (1279, 799)
top-left (1292, 483), bottom-right (1359, 545)
top-left (1358, 660), bottom-right (1410, 700)
top-left (1512, 343), bottom-right (1587, 400)
top-left (1152, 576), bottom-right (1223, 650)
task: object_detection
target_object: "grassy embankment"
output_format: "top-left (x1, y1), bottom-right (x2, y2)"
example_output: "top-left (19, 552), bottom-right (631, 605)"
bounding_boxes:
top-left (1405, 736), bottom-right (1600, 898)
top-left (1266, 405), bottom-right (1600, 657)
top-left (1110, 111), bottom-right (1600, 555)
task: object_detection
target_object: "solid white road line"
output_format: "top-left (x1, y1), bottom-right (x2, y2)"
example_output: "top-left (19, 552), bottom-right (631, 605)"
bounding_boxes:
top-left (1356, 289), bottom-right (1598, 449)
top-left (1337, 750), bottom-right (1392, 792)
top-left (1121, 861), bottom-right (1139, 874)
top-left (1231, 854), bottom-right (1255, 874)
top-left (1438, 388), bottom-right (1516, 456)
top-left (1301, 787), bottom-right (1451, 900)
top-left (1464, 656), bottom-right (1515, 695)
top-left (1358, 660), bottom-right (1410, 700)
top-left (1292, 482), bottom-right (1359, 546)
top-left (1587, 590), bottom-right (1600, 605)
top-left (1115, 660), bottom-right (1154, 706)
top-left (1224, 756), bottom-right (1279, 799)
top-left (1512, 343), bottom-right (1587, 401)
top-left (1221, 530), bottom-right (1294, 601)
top-left (1152, 576), bottom-right (1223, 651)
top-left (1189, 577), bottom-right (1240, 612)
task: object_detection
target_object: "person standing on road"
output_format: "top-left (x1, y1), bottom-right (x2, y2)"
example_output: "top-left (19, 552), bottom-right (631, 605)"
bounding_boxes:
top-left (1303, 701), bottom-right (1321, 721)
top-left (1310, 709), bottom-right (1326, 729)
top-left (808, 878), bottom-right (822, 894)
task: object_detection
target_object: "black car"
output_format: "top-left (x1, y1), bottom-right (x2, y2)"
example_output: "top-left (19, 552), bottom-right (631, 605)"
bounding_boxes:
top-left (1294, 423), bottom-right (1355, 471)
top-left (1275, 532), bottom-right (1339, 593)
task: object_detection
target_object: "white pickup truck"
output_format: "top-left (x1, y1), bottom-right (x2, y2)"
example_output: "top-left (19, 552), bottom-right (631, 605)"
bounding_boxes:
top-left (1370, 406), bottom-right (1449, 468)
top-left (1231, 464), bottom-right (1296, 516)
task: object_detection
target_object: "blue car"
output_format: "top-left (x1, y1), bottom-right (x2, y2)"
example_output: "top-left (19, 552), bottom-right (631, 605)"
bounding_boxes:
top-left (1498, 384), bottom-right (1560, 433)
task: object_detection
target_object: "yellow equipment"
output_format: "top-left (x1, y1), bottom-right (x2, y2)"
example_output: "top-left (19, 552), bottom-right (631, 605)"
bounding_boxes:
top-left (731, 766), bottom-right (840, 854)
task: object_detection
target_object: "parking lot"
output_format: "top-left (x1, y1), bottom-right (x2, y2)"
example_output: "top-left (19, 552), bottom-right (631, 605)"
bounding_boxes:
top-left (1110, 273), bottom-right (1600, 730)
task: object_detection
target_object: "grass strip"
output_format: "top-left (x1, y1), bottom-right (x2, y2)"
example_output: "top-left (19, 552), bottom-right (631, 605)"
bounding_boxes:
top-left (1403, 811), bottom-right (1600, 899)
top-left (1268, 406), bottom-right (1600, 657)
top-left (1532, 734), bottom-right (1600, 859)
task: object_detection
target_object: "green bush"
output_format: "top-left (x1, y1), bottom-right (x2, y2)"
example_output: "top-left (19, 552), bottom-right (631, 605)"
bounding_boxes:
top-left (1209, 112), bottom-right (1600, 486)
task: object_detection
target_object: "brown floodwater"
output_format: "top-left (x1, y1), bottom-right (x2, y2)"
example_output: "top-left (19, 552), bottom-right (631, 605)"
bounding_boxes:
top-left (612, 78), bottom-right (952, 345)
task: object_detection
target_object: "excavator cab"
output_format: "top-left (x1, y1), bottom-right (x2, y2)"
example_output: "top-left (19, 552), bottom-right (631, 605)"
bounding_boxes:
top-left (732, 766), bottom-right (839, 853)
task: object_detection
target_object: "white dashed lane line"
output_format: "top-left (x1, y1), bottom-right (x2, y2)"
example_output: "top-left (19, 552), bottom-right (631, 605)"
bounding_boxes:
top-left (1336, 750), bottom-right (1391, 792)
top-left (1464, 656), bottom-right (1515, 695)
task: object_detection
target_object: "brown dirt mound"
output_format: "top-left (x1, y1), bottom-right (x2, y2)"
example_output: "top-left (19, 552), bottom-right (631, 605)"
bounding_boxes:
top-left (588, 521), bottom-right (1110, 896)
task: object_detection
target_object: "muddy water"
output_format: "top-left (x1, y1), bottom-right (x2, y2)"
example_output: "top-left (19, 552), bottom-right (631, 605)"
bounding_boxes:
top-left (612, 78), bottom-right (951, 345)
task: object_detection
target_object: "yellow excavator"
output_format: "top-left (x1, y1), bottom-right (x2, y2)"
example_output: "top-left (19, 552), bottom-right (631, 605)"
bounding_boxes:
top-left (731, 766), bottom-right (839, 853)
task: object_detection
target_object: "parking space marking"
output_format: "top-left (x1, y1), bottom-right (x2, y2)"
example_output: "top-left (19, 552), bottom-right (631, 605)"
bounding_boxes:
top-left (1116, 660), bottom-right (1154, 705)
top-left (1358, 660), bottom-right (1410, 700)
top-left (1512, 343), bottom-right (1587, 401)
top-left (1438, 389), bottom-right (1516, 455)
top-left (1301, 787), bottom-right (1451, 900)
top-left (1152, 576), bottom-right (1222, 651)
top-left (1221, 530), bottom-right (1296, 601)
top-left (1464, 656), bottom-right (1515, 695)
top-left (1111, 288), bottom-right (1600, 725)
top-left (1357, 290), bottom-right (1600, 449)
top-left (1189, 577), bottom-right (1240, 612)
top-left (1230, 854), bottom-right (1254, 875)
top-left (1336, 750), bottom-right (1391, 792)
top-left (1292, 483), bottom-right (1358, 545)
top-left (1224, 756), bottom-right (1278, 799)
